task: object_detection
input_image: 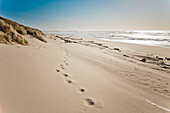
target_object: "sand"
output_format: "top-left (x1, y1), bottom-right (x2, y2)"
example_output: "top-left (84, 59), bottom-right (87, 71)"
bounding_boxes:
top-left (0, 33), bottom-right (170, 113)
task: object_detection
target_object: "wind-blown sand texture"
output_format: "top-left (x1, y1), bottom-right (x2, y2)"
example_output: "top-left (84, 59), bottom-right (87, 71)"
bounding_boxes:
top-left (0, 33), bottom-right (170, 113)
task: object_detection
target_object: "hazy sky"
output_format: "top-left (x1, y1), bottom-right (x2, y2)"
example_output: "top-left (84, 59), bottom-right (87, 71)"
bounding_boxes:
top-left (0, 0), bottom-right (170, 31)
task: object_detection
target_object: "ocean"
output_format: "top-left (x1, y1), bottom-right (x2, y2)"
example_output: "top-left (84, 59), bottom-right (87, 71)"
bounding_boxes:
top-left (49, 31), bottom-right (170, 48)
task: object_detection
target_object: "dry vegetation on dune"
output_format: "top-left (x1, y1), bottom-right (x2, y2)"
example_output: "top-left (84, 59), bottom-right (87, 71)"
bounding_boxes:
top-left (0, 16), bottom-right (47, 45)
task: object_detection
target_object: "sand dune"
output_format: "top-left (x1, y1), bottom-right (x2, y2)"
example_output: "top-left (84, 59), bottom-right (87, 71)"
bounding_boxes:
top-left (0, 16), bottom-right (46, 45)
top-left (0, 33), bottom-right (169, 113)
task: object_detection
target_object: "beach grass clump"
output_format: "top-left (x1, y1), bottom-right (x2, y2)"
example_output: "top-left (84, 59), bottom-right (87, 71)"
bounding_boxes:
top-left (14, 35), bottom-right (29, 45)
top-left (0, 32), bottom-right (29, 46)
top-left (36, 35), bottom-right (47, 43)
top-left (0, 34), bottom-right (8, 44)
top-left (4, 33), bottom-right (13, 43)
top-left (0, 20), bottom-right (11, 33)
top-left (0, 19), bottom-right (6, 28)
top-left (13, 24), bottom-right (27, 35)
top-left (25, 27), bottom-right (34, 35)
top-left (25, 27), bottom-right (47, 43)
top-left (33, 31), bottom-right (47, 43)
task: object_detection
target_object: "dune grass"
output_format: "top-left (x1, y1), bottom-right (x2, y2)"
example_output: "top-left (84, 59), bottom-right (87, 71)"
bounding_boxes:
top-left (25, 27), bottom-right (47, 43)
top-left (0, 20), bottom-right (10, 33)
top-left (14, 35), bottom-right (29, 45)
top-left (0, 16), bottom-right (47, 45)
top-left (0, 34), bottom-right (9, 44)
top-left (13, 24), bottom-right (27, 35)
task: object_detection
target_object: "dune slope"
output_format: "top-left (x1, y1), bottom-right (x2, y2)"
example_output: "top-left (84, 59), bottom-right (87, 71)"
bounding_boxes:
top-left (0, 16), bottom-right (47, 45)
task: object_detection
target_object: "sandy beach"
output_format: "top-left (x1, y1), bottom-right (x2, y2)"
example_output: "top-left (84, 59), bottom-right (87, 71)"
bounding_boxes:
top-left (0, 33), bottom-right (169, 113)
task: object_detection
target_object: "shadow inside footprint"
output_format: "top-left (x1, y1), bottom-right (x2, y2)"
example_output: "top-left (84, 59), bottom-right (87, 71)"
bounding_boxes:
top-left (63, 74), bottom-right (69, 77)
top-left (79, 88), bottom-right (86, 93)
top-left (65, 79), bottom-right (76, 85)
top-left (56, 69), bottom-right (60, 72)
top-left (85, 98), bottom-right (95, 106)
top-left (84, 98), bottom-right (104, 108)
top-left (66, 80), bottom-right (72, 84)
top-left (80, 88), bottom-right (85, 92)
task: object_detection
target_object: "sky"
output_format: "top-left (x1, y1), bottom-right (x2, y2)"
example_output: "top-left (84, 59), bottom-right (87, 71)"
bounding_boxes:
top-left (0, 0), bottom-right (170, 31)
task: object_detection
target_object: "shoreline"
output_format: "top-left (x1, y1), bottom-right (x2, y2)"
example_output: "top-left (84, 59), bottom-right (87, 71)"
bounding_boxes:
top-left (101, 38), bottom-right (170, 49)
top-left (48, 30), bottom-right (170, 48)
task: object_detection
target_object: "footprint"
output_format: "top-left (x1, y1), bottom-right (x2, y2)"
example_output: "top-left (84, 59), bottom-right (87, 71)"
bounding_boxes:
top-left (56, 69), bottom-right (60, 72)
top-left (78, 88), bottom-right (86, 94)
top-left (63, 74), bottom-right (69, 77)
top-left (65, 79), bottom-right (76, 84)
top-left (84, 98), bottom-right (104, 108)
top-left (84, 98), bottom-right (95, 106)
top-left (66, 79), bottom-right (72, 84)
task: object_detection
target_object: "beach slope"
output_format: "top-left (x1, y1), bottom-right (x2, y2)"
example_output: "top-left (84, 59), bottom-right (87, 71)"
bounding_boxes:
top-left (0, 33), bottom-right (170, 113)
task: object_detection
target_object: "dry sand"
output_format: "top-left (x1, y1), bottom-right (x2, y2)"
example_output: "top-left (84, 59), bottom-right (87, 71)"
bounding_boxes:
top-left (0, 33), bottom-right (170, 113)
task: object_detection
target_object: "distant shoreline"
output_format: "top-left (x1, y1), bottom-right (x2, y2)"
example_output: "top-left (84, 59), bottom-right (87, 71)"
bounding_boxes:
top-left (47, 31), bottom-right (170, 48)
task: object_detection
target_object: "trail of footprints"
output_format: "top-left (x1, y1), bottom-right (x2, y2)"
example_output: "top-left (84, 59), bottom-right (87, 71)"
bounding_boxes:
top-left (55, 48), bottom-right (103, 110)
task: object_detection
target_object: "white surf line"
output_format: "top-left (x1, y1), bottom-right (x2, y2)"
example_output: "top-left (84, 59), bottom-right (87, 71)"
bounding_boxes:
top-left (145, 99), bottom-right (170, 112)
